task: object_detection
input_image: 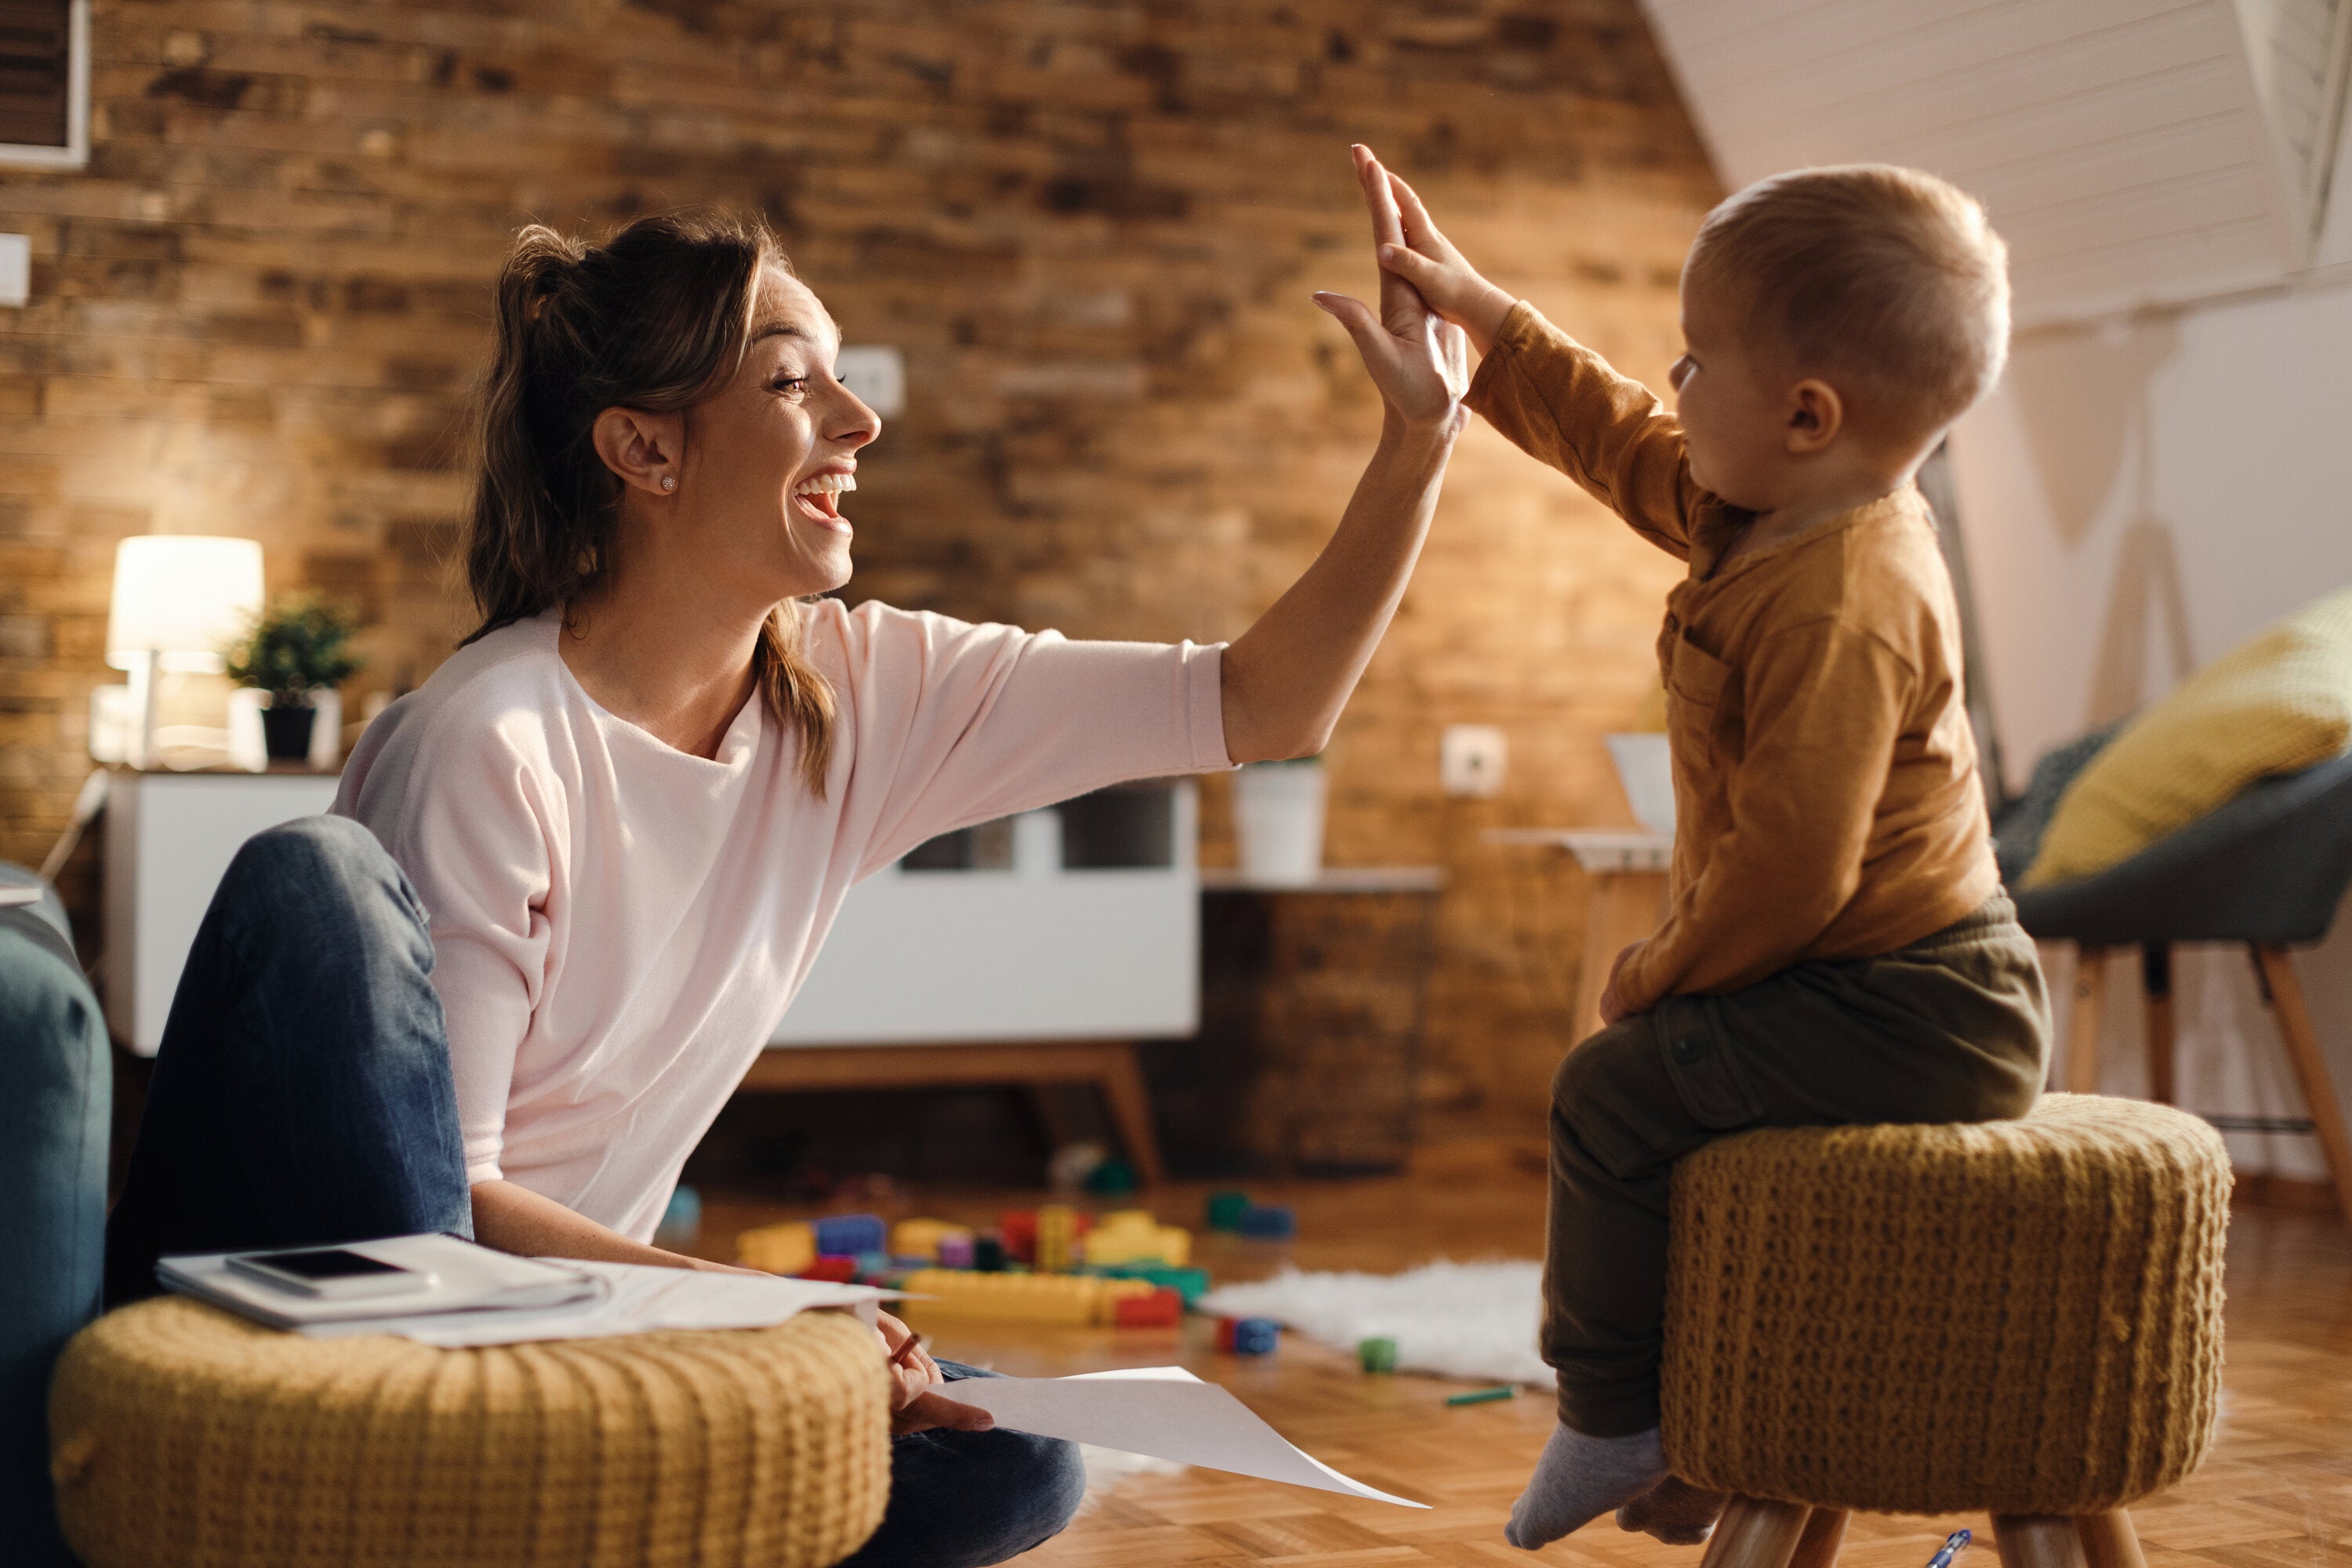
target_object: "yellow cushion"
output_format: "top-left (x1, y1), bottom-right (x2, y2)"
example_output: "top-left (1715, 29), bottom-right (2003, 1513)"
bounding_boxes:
top-left (2025, 586), bottom-right (2352, 886)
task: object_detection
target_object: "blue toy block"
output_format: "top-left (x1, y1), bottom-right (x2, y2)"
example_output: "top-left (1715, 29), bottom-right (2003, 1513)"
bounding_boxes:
top-left (1231, 1316), bottom-right (1280, 1355)
top-left (654, 1184), bottom-right (702, 1244)
top-left (1236, 1203), bottom-right (1295, 1240)
top-left (815, 1213), bottom-right (887, 1255)
top-left (852, 1250), bottom-right (891, 1278)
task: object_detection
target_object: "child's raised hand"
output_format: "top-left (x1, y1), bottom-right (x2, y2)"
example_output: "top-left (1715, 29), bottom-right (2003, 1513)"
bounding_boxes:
top-left (1353, 146), bottom-right (1518, 357)
top-left (1312, 145), bottom-right (1469, 436)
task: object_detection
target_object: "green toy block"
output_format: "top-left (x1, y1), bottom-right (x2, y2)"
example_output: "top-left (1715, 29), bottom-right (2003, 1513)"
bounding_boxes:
top-left (1205, 1191), bottom-right (1251, 1231)
top-left (1088, 1262), bottom-right (1211, 1304)
top-left (1357, 1337), bottom-right (1399, 1373)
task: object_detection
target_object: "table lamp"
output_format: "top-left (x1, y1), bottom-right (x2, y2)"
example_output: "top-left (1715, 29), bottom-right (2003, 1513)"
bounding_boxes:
top-left (105, 535), bottom-right (264, 769)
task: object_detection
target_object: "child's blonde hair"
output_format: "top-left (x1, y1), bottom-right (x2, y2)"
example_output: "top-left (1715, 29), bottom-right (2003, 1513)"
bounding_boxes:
top-left (1685, 164), bottom-right (2009, 442)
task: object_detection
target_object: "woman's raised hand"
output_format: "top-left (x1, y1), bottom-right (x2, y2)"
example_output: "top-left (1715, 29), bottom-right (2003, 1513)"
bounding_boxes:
top-left (1350, 146), bottom-right (1519, 359)
top-left (1312, 145), bottom-right (1469, 437)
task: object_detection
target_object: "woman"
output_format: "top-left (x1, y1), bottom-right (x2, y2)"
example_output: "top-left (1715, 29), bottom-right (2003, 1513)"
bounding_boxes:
top-left (107, 151), bottom-right (1461, 1567)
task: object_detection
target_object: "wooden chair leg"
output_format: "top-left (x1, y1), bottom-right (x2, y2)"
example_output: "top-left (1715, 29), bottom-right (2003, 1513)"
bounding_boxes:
top-left (2141, 942), bottom-right (2176, 1105)
top-left (1700, 1497), bottom-right (1813, 1568)
top-left (2077, 1511), bottom-right (2146, 1568)
top-left (2252, 944), bottom-right (2352, 1223)
top-left (1994, 1514), bottom-right (2089, 1568)
top-left (1788, 1507), bottom-right (1849, 1568)
top-left (1097, 1041), bottom-right (1168, 1186)
top-left (2067, 944), bottom-right (2109, 1094)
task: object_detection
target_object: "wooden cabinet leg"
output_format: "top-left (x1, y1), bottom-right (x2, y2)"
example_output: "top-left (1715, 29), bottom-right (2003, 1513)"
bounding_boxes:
top-left (1097, 1041), bottom-right (1167, 1186)
top-left (1699, 1497), bottom-right (1812, 1568)
top-left (2067, 944), bottom-right (2109, 1094)
top-left (1995, 1514), bottom-right (2090, 1568)
top-left (1788, 1508), bottom-right (1849, 1568)
top-left (2142, 942), bottom-right (2176, 1105)
top-left (2077, 1511), bottom-right (2146, 1568)
top-left (1575, 870), bottom-right (1670, 1044)
top-left (2252, 945), bottom-right (2352, 1223)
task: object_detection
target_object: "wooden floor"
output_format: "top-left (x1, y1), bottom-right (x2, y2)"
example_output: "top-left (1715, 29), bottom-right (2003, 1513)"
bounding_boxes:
top-left (684, 1137), bottom-right (2352, 1568)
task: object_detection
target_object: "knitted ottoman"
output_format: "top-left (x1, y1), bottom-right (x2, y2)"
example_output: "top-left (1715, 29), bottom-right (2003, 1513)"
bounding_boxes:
top-left (48, 1297), bottom-right (891, 1568)
top-left (1662, 1093), bottom-right (2230, 1568)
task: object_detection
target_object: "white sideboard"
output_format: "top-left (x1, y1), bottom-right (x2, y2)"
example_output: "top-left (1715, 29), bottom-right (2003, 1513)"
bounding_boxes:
top-left (104, 769), bottom-right (341, 1054)
top-left (770, 781), bottom-right (1199, 1047)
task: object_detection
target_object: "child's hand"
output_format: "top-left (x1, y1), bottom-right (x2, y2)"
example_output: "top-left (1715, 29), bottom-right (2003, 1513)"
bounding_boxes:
top-left (1312, 145), bottom-right (1468, 437)
top-left (874, 1310), bottom-right (993, 1436)
top-left (1598, 941), bottom-right (1644, 1025)
top-left (1352, 145), bottom-right (1518, 358)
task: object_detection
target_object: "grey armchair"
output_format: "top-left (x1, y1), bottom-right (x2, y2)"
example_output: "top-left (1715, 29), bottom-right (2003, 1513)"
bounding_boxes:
top-left (2007, 752), bottom-right (2352, 1221)
top-left (0, 863), bottom-right (109, 1568)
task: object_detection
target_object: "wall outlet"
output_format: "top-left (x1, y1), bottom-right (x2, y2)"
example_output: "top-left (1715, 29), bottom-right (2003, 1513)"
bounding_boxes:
top-left (0, 234), bottom-right (28, 308)
top-left (1440, 724), bottom-right (1507, 797)
top-left (835, 344), bottom-right (906, 418)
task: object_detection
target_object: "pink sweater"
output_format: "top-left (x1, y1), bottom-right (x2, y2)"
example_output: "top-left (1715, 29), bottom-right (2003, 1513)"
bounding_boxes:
top-left (336, 602), bottom-right (1229, 1241)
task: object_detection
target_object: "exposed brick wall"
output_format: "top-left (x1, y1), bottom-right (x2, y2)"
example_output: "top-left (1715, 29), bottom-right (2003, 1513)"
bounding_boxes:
top-left (0, 0), bottom-right (1715, 1123)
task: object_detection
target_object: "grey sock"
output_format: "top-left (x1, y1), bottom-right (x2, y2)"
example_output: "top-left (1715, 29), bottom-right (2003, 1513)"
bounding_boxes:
top-left (1617, 1472), bottom-right (1730, 1544)
top-left (1504, 1422), bottom-right (1668, 1550)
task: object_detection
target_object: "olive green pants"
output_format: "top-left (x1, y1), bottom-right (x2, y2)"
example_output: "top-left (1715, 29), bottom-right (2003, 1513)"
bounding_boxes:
top-left (1544, 895), bottom-right (2050, 1436)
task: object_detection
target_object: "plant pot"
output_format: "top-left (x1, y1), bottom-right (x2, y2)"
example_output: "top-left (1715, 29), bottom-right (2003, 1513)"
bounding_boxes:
top-left (260, 702), bottom-right (317, 763)
top-left (1232, 760), bottom-right (1327, 885)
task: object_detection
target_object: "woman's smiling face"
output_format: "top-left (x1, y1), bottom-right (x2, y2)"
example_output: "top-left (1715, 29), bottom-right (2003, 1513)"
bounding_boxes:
top-left (673, 267), bottom-right (880, 602)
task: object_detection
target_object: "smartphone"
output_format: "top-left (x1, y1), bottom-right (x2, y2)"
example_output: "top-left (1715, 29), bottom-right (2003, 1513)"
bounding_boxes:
top-left (223, 1247), bottom-right (439, 1301)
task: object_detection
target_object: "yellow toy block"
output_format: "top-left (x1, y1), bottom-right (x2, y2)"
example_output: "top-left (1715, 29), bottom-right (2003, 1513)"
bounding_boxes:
top-left (1035, 1204), bottom-right (1079, 1273)
top-left (736, 1221), bottom-right (815, 1276)
top-left (1080, 1210), bottom-right (1192, 1268)
top-left (897, 1270), bottom-right (1154, 1327)
top-left (889, 1218), bottom-right (971, 1262)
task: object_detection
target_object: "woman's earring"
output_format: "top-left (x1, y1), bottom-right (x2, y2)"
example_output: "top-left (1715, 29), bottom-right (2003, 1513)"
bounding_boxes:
top-left (660, 475), bottom-right (677, 492)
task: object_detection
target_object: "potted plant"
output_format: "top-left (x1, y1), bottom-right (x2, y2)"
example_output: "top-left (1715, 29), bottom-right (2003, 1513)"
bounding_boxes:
top-left (224, 593), bottom-right (365, 762)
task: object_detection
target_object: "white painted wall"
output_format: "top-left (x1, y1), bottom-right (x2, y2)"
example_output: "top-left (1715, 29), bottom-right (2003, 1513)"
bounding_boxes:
top-left (1947, 276), bottom-right (2352, 1180)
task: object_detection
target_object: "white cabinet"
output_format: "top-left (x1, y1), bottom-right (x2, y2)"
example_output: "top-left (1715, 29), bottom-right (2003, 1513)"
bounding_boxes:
top-left (771, 781), bottom-right (1199, 1047)
top-left (103, 770), bottom-right (340, 1055)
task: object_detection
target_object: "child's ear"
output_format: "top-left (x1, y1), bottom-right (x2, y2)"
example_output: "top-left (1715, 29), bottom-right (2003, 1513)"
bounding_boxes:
top-left (1784, 378), bottom-right (1845, 454)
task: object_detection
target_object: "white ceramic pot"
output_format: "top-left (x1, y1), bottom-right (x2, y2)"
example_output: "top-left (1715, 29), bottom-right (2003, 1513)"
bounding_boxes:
top-left (1232, 760), bottom-right (1327, 885)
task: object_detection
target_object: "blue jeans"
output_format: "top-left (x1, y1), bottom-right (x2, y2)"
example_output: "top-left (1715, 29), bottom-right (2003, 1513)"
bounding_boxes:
top-left (105, 816), bottom-right (1084, 1566)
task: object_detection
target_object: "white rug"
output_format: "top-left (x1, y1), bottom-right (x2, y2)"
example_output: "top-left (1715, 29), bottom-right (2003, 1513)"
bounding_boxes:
top-left (1197, 1260), bottom-right (1549, 1386)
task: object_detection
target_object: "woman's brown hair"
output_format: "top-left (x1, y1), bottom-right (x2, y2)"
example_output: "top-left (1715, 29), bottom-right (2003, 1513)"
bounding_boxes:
top-left (463, 212), bottom-right (836, 791)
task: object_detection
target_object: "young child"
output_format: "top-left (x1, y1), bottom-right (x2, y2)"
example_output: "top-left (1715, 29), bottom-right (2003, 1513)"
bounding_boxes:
top-left (1356, 150), bottom-right (2052, 1547)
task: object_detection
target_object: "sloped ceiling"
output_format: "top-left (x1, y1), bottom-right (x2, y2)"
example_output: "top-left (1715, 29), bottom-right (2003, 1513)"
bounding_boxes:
top-left (1642, 0), bottom-right (2350, 326)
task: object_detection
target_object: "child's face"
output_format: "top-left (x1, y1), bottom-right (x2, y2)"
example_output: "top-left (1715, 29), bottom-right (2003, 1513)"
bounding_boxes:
top-left (1667, 277), bottom-right (1803, 512)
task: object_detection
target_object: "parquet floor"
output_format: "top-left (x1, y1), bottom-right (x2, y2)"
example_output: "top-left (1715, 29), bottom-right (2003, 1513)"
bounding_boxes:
top-left (685, 1136), bottom-right (2352, 1568)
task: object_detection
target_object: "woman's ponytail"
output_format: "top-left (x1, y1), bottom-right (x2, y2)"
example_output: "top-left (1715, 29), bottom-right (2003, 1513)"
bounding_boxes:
top-left (461, 215), bottom-right (835, 793)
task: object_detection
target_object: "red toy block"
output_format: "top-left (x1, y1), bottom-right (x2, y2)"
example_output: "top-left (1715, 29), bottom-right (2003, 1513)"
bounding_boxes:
top-left (1214, 1315), bottom-right (1237, 1351)
top-left (1113, 1287), bottom-right (1183, 1328)
top-left (999, 1210), bottom-right (1037, 1265)
top-left (800, 1255), bottom-right (857, 1283)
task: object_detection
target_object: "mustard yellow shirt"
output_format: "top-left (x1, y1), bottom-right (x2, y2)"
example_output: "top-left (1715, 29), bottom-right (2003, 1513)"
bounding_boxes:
top-left (1468, 303), bottom-right (1998, 1012)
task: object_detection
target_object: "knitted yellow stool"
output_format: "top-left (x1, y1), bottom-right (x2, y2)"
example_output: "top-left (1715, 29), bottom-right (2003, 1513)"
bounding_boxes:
top-left (1663, 1093), bottom-right (2230, 1568)
top-left (48, 1297), bottom-right (891, 1568)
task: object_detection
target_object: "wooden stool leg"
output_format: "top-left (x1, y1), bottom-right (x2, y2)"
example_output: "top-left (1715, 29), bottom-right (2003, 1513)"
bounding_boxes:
top-left (1788, 1508), bottom-right (1849, 1568)
top-left (1097, 1041), bottom-right (1167, 1186)
top-left (2077, 1511), bottom-right (2146, 1568)
top-left (1995, 1514), bottom-right (2090, 1568)
top-left (1700, 1497), bottom-right (1813, 1568)
top-left (2068, 944), bottom-right (2108, 1094)
top-left (2252, 944), bottom-right (2352, 1222)
top-left (2141, 943), bottom-right (2176, 1105)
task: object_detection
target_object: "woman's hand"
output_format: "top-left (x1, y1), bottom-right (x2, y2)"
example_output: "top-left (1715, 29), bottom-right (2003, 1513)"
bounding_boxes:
top-left (1354, 146), bottom-right (1519, 358)
top-left (875, 1311), bottom-right (994, 1436)
top-left (1312, 146), bottom-right (1469, 437)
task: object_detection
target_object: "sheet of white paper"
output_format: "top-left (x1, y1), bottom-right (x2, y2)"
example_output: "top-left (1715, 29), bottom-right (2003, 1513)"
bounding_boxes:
top-left (934, 1367), bottom-right (1425, 1508)
top-left (299, 1262), bottom-right (894, 1347)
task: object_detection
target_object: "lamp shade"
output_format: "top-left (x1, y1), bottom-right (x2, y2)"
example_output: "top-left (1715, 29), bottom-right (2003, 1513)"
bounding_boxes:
top-left (106, 535), bottom-right (264, 673)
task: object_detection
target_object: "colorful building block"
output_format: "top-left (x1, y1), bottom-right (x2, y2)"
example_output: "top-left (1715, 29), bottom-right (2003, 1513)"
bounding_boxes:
top-left (736, 1221), bottom-right (816, 1276)
top-left (972, 1234), bottom-right (1007, 1272)
top-left (1035, 1204), bottom-right (1080, 1273)
top-left (938, 1233), bottom-right (976, 1269)
top-left (1113, 1287), bottom-right (1184, 1328)
top-left (1357, 1337), bottom-right (1399, 1374)
top-left (814, 1214), bottom-right (887, 1256)
top-left (1230, 1317), bottom-right (1280, 1355)
top-left (1080, 1210), bottom-right (1192, 1268)
top-left (655, 1185), bottom-right (702, 1245)
top-left (1205, 1191), bottom-right (1251, 1231)
top-left (1237, 1203), bottom-right (1296, 1240)
top-left (800, 1255), bottom-right (858, 1283)
top-left (999, 1210), bottom-right (1036, 1265)
top-left (889, 1218), bottom-right (972, 1264)
top-left (1090, 1262), bottom-right (1211, 1303)
top-left (1085, 1159), bottom-right (1138, 1196)
top-left (896, 1269), bottom-right (1154, 1327)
